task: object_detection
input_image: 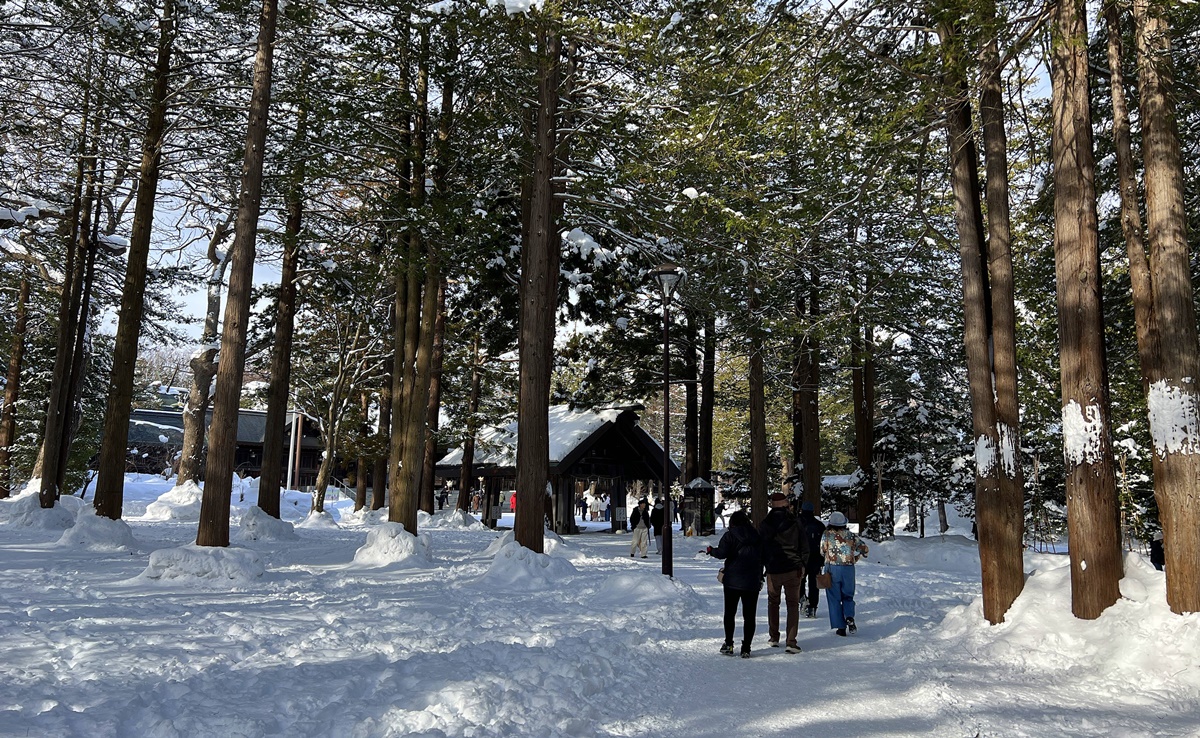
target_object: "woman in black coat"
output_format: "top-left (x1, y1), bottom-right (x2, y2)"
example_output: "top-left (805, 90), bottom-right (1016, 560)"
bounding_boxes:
top-left (705, 510), bottom-right (765, 657)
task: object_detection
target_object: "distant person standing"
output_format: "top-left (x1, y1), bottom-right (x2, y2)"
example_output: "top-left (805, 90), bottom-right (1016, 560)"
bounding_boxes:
top-left (758, 493), bottom-right (807, 653)
top-left (437, 486), bottom-right (449, 510)
top-left (577, 495), bottom-right (588, 521)
top-left (630, 499), bottom-right (651, 558)
top-left (509, 492), bottom-right (517, 514)
top-left (650, 500), bottom-right (666, 554)
top-left (820, 511), bottom-right (869, 637)
top-left (715, 499), bottom-right (727, 529)
top-left (705, 510), bottom-right (765, 658)
top-left (799, 501), bottom-right (826, 618)
top-left (1150, 531), bottom-right (1165, 571)
top-left (589, 494), bottom-right (601, 521)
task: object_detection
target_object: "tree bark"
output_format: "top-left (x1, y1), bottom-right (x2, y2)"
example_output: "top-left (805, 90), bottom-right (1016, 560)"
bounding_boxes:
top-left (419, 276), bottom-right (447, 514)
top-left (355, 392), bottom-right (369, 512)
top-left (699, 310), bottom-right (716, 481)
top-left (748, 274), bottom-right (768, 528)
top-left (514, 14), bottom-right (561, 553)
top-left (258, 84), bottom-right (309, 519)
top-left (0, 277), bottom-right (30, 498)
top-left (197, 0), bottom-right (280, 547)
top-left (1133, 0), bottom-right (1200, 614)
top-left (458, 334), bottom-right (482, 512)
top-left (977, 2), bottom-right (1027, 621)
top-left (683, 311), bottom-right (699, 483)
top-left (39, 110), bottom-right (97, 507)
top-left (177, 221), bottom-right (231, 485)
top-left (1050, 0), bottom-right (1123, 618)
top-left (941, 22), bottom-right (1016, 624)
top-left (93, 0), bottom-right (176, 519)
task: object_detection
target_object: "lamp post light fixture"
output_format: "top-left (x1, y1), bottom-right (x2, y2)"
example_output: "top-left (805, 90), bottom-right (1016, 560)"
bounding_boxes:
top-left (650, 262), bottom-right (684, 577)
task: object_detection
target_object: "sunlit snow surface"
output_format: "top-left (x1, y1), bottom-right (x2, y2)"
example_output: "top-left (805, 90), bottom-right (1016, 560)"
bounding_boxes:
top-left (1, 474), bottom-right (1198, 737)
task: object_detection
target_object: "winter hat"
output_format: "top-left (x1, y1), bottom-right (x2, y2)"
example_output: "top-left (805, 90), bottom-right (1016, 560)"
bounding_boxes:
top-left (769, 492), bottom-right (788, 505)
top-left (801, 501), bottom-right (815, 513)
top-left (654, 502), bottom-right (664, 509)
top-left (828, 511), bottom-right (848, 527)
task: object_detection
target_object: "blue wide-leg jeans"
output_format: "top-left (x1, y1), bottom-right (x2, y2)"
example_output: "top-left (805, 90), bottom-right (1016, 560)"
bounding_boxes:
top-left (826, 564), bottom-right (856, 629)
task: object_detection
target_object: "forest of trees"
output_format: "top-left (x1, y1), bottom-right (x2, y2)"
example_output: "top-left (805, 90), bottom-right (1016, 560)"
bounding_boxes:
top-left (3, 0), bottom-right (1200, 621)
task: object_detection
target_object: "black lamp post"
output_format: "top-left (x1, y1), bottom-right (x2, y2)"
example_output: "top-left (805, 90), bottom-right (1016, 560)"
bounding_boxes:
top-left (650, 262), bottom-right (683, 577)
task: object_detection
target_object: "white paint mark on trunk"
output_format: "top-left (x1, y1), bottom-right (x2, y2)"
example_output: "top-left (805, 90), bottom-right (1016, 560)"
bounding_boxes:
top-left (1147, 378), bottom-right (1200, 458)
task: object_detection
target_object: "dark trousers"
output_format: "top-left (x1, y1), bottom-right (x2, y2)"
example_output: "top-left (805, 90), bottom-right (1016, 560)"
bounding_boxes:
top-left (805, 561), bottom-right (823, 609)
top-left (722, 586), bottom-right (759, 652)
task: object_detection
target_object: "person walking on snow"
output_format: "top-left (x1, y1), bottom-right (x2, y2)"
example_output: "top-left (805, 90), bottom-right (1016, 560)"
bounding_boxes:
top-left (705, 510), bottom-right (765, 658)
top-left (630, 498), bottom-right (651, 558)
top-left (799, 501), bottom-right (826, 618)
top-left (715, 499), bottom-right (727, 529)
top-left (758, 492), bottom-right (808, 653)
top-left (650, 500), bottom-right (666, 554)
top-left (820, 511), bottom-right (869, 637)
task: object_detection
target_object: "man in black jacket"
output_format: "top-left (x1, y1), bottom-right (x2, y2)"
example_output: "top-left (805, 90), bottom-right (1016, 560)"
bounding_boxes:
top-left (758, 492), bottom-right (809, 653)
top-left (799, 501), bottom-right (826, 618)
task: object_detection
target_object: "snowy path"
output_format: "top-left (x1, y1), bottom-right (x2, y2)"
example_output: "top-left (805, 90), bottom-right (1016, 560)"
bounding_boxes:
top-left (1, 478), bottom-right (1198, 737)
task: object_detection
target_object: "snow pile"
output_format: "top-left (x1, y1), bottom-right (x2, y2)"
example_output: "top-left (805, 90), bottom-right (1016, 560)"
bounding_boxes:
top-left (935, 551), bottom-right (1200, 697)
top-left (234, 506), bottom-right (298, 542)
top-left (352, 522), bottom-right (433, 568)
top-left (56, 509), bottom-right (137, 551)
top-left (0, 489), bottom-right (81, 530)
top-left (418, 508), bottom-right (487, 531)
top-left (481, 540), bottom-right (577, 590)
top-left (871, 534), bottom-right (981, 573)
top-left (140, 544), bottom-right (265, 583)
top-left (141, 480), bottom-right (204, 521)
top-left (296, 510), bottom-right (340, 530)
top-left (480, 529), bottom-right (578, 559)
top-left (337, 506), bottom-right (389, 526)
top-left (591, 570), bottom-right (701, 614)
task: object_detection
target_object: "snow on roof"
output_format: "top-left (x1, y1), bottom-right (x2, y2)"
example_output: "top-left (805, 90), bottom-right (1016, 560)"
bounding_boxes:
top-left (437, 404), bottom-right (625, 468)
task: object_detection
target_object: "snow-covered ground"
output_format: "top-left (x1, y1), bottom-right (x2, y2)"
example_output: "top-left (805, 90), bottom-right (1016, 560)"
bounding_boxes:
top-left (1, 474), bottom-right (1197, 737)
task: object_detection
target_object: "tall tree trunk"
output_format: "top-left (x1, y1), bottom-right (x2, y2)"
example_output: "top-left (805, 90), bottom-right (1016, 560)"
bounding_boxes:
top-left (0, 277), bottom-right (30, 498)
top-left (372, 310), bottom-right (393, 512)
top-left (794, 263), bottom-right (821, 511)
top-left (93, 0), bottom-right (176, 519)
top-left (1133, 0), bottom-right (1200, 614)
top-left (699, 310), bottom-right (716, 481)
top-left (514, 14), bottom-right (561, 553)
top-left (258, 84), bottom-right (309, 519)
top-left (941, 24), bottom-right (1012, 624)
top-left (977, 3), bottom-right (1027, 619)
top-left (355, 392), bottom-right (369, 512)
top-left (1050, 0), bottom-right (1122, 618)
top-left (458, 334), bottom-right (482, 512)
top-left (390, 26), bottom-right (431, 533)
top-left (748, 275), bottom-right (768, 528)
top-left (1105, 4), bottom-right (1159, 389)
top-left (683, 311), bottom-right (699, 482)
top-left (419, 276), bottom-right (447, 513)
top-left (177, 221), bottom-right (232, 485)
top-left (39, 113), bottom-right (98, 506)
top-left (197, 0), bottom-right (280, 547)
top-left (851, 310), bottom-right (875, 524)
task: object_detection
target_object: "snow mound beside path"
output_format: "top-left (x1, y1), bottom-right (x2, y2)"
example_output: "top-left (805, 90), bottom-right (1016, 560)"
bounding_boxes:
top-left (870, 533), bottom-right (981, 573)
top-left (592, 571), bottom-right (702, 615)
top-left (235, 506), bottom-right (298, 542)
top-left (481, 529), bottom-right (580, 559)
top-left (934, 550), bottom-right (1200, 699)
top-left (352, 522), bottom-right (433, 568)
top-left (296, 510), bottom-right (340, 530)
top-left (140, 544), bottom-right (265, 583)
top-left (419, 508), bottom-right (487, 531)
top-left (481, 540), bottom-right (577, 590)
top-left (0, 488), bottom-right (82, 529)
top-left (56, 508), bottom-right (137, 551)
top-left (141, 480), bottom-right (204, 522)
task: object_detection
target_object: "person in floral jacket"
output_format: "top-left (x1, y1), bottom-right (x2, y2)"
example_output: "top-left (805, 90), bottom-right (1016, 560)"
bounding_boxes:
top-left (819, 511), bottom-right (869, 637)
